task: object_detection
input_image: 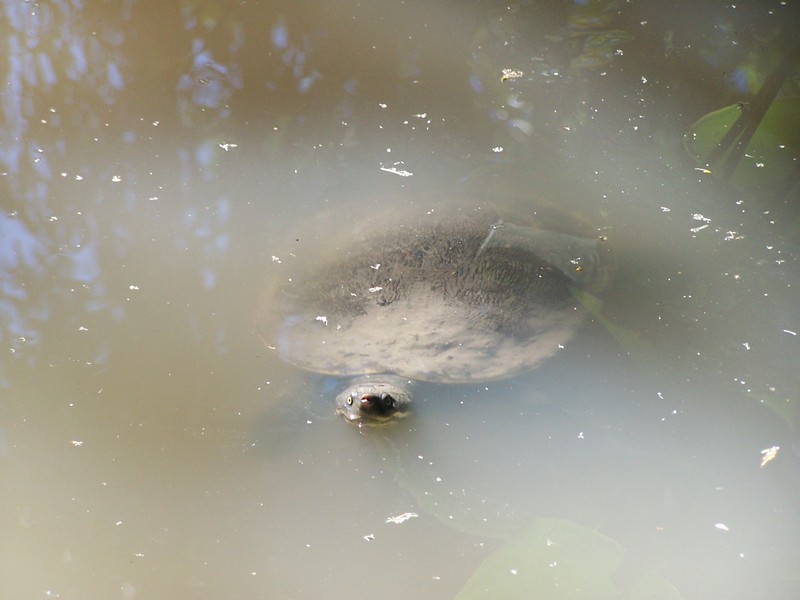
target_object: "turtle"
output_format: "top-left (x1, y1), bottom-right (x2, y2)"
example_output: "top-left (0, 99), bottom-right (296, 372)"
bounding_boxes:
top-left (259, 202), bottom-right (611, 426)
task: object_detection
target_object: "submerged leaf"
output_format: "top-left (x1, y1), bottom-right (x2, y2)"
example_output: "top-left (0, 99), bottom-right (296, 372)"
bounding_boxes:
top-left (570, 287), bottom-right (656, 357)
top-left (683, 98), bottom-right (800, 195)
top-left (457, 518), bottom-right (682, 599)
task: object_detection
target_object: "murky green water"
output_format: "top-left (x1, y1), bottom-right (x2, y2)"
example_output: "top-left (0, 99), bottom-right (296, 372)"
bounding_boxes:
top-left (2, 1), bottom-right (799, 598)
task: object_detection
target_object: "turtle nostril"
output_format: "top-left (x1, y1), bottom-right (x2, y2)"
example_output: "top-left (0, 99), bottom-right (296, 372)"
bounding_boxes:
top-left (359, 393), bottom-right (395, 414)
top-left (380, 392), bottom-right (395, 408)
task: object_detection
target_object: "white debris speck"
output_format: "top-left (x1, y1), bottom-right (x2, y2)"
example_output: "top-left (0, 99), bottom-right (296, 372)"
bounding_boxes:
top-left (70, 440), bottom-right (84, 447)
top-left (380, 165), bottom-right (413, 177)
top-left (363, 533), bottom-right (375, 541)
top-left (112, 175), bottom-right (122, 182)
top-left (219, 142), bottom-right (238, 151)
top-left (782, 329), bottom-right (797, 336)
top-left (370, 263), bottom-right (381, 270)
top-left (386, 512), bottom-right (418, 525)
top-left (660, 206), bottom-right (671, 212)
top-left (500, 68), bottom-right (523, 81)
top-left (78, 326), bottom-right (88, 332)
top-left (760, 445), bottom-right (779, 467)
top-left (492, 147), bottom-right (504, 153)
top-left (272, 255), bottom-right (281, 263)
top-left (691, 213), bottom-right (711, 222)
top-left (510, 569), bottom-right (518, 575)
top-left (315, 316), bottom-right (328, 326)
top-left (714, 523), bottom-right (729, 531)
top-left (129, 285), bottom-right (139, 291)
top-left (690, 224), bottom-right (708, 233)
top-left (368, 286), bottom-right (383, 293)
top-left (413, 113), bottom-right (428, 119)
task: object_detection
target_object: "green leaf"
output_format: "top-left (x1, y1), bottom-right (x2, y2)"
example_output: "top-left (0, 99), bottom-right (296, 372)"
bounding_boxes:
top-left (683, 98), bottom-right (800, 195)
top-left (457, 518), bottom-right (682, 599)
top-left (570, 287), bottom-right (656, 358)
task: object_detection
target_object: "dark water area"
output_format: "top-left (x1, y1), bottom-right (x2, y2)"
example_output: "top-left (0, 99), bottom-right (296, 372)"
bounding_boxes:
top-left (2, 1), bottom-right (800, 598)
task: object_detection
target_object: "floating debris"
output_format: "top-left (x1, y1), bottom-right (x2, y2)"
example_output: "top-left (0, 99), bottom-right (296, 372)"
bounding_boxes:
top-left (385, 512), bottom-right (418, 525)
top-left (760, 445), bottom-right (779, 467)
top-left (501, 68), bottom-right (524, 82)
top-left (380, 165), bottom-right (413, 177)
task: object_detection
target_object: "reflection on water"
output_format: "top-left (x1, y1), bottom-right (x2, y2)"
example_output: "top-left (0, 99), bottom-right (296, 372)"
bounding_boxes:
top-left (2, 1), bottom-right (799, 599)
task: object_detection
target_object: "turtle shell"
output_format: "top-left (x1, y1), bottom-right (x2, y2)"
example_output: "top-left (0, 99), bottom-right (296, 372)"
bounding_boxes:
top-left (259, 202), bottom-right (610, 383)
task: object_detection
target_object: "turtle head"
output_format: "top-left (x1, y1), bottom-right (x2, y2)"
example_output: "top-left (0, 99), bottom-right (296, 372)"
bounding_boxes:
top-left (335, 378), bottom-right (412, 426)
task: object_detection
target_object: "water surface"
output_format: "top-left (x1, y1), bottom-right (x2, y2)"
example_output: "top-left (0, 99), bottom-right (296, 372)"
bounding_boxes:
top-left (2, 1), bottom-right (799, 598)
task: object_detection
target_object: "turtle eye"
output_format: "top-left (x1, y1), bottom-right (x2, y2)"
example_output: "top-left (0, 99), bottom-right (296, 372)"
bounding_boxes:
top-left (346, 395), bottom-right (354, 406)
top-left (380, 393), bottom-right (395, 409)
